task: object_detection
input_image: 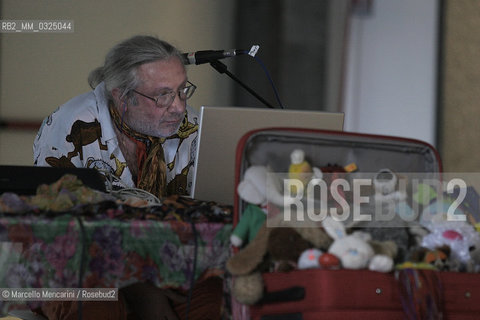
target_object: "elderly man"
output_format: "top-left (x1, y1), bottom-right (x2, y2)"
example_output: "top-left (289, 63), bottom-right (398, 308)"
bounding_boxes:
top-left (32, 36), bottom-right (222, 320)
top-left (34, 35), bottom-right (199, 198)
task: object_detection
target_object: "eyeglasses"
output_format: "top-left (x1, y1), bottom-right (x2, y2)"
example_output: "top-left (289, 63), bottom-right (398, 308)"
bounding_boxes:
top-left (132, 80), bottom-right (197, 108)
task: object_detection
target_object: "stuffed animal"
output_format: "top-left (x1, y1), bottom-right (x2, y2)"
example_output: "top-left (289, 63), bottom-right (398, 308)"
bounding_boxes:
top-left (230, 204), bottom-right (267, 248)
top-left (267, 227), bottom-right (312, 272)
top-left (231, 271), bottom-right (264, 306)
top-left (467, 243), bottom-right (480, 273)
top-left (413, 181), bottom-right (480, 272)
top-left (297, 248), bottom-right (323, 269)
top-left (318, 252), bottom-right (342, 269)
top-left (230, 165), bottom-right (290, 247)
top-left (228, 214), bottom-right (333, 276)
top-left (411, 181), bottom-right (480, 271)
top-left (399, 245), bottom-right (451, 271)
top-left (288, 149), bottom-right (323, 194)
top-left (297, 249), bottom-right (341, 270)
top-left (418, 187), bottom-right (468, 228)
top-left (322, 216), bottom-right (397, 272)
top-left (349, 169), bottom-right (419, 263)
top-left (227, 214), bottom-right (333, 305)
top-left (421, 215), bottom-right (480, 269)
top-left (289, 149), bottom-right (313, 188)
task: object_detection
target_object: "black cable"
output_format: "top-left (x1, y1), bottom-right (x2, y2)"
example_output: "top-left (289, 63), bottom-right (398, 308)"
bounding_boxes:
top-left (75, 215), bottom-right (87, 320)
top-left (185, 218), bottom-right (198, 320)
top-left (245, 52), bottom-right (285, 109)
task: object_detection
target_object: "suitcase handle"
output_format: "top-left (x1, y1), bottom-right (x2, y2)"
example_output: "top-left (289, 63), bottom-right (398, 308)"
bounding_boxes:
top-left (259, 286), bottom-right (305, 304)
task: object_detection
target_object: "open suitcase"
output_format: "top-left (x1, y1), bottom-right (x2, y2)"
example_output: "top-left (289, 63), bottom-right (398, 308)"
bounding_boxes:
top-left (229, 128), bottom-right (480, 320)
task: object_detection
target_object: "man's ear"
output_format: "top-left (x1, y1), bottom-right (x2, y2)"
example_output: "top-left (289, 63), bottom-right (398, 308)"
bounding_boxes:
top-left (111, 88), bottom-right (125, 106)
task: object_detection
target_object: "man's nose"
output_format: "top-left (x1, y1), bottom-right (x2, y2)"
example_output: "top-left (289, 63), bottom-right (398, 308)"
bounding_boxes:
top-left (169, 92), bottom-right (186, 113)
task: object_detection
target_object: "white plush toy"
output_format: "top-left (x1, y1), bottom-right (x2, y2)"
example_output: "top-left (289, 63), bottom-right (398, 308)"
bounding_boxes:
top-left (297, 248), bottom-right (323, 269)
top-left (322, 216), bottom-right (395, 272)
top-left (231, 165), bottom-right (294, 247)
top-left (237, 165), bottom-right (287, 208)
top-left (421, 213), bottom-right (480, 265)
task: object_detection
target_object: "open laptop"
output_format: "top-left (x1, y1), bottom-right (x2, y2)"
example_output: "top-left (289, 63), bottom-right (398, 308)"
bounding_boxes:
top-left (190, 106), bottom-right (344, 205)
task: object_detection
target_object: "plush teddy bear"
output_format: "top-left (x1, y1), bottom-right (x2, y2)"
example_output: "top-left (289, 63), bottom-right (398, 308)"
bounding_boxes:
top-left (267, 227), bottom-right (313, 272)
top-left (227, 214), bottom-right (333, 305)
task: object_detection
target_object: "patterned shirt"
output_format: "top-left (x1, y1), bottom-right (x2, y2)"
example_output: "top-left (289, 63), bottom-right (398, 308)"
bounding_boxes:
top-left (33, 82), bottom-right (199, 195)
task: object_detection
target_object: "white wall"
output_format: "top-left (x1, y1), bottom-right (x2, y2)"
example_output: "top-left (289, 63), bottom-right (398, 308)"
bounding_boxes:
top-left (342, 0), bottom-right (439, 146)
top-left (0, 0), bottom-right (236, 165)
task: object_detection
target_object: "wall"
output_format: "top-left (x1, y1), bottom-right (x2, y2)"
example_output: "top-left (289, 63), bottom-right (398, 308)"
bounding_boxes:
top-left (440, 0), bottom-right (480, 171)
top-left (342, 0), bottom-right (439, 146)
top-left (0, 0), bottom-right (235, 165)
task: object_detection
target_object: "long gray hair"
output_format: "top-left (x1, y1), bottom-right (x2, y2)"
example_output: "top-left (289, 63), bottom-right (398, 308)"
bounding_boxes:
top-left (88, 35), bottom-right (184, 104)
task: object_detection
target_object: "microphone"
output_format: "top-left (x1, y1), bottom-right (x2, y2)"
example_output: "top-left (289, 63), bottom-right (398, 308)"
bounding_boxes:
top-left (182, 49), bottom-right (246, 65)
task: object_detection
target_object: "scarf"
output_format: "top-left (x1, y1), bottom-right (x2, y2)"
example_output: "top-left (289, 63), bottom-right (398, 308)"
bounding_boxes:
top-left (108, 102), bottom-right (167, 198)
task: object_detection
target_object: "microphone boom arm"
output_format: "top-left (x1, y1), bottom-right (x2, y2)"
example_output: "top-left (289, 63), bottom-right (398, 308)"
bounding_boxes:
top-left (209, 60), bottom-right (276, 109)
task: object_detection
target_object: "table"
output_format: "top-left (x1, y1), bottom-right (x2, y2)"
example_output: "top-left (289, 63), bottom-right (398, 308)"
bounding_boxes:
top-left (0, 193), bottom-right (233, 315)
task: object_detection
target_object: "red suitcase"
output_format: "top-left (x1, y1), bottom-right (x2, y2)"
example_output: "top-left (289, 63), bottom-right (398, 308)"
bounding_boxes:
top-left (248, 269), bottom-right (480, 320)
top-left (229, 128), bottom-right (480, 320)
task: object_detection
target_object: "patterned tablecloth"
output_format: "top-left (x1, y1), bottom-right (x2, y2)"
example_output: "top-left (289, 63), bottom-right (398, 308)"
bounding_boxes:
top-left (0, 178), bottom-right (233, 315)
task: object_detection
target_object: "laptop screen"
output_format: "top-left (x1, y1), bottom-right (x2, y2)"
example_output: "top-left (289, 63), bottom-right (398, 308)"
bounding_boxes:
top-left (190, 106), bottom-right (344, 205)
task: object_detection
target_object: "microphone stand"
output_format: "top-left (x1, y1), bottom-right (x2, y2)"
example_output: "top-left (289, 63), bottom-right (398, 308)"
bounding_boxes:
top-left (209, 60), bottom-right (276, 109)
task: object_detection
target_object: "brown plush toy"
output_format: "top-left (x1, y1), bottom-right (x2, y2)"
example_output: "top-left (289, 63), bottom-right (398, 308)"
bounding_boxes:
top-left (227, 214), bottom-right (333, 305)
top-left (267, 227), bottom-right (312, 272)
top-left (227, 214), bottom-right (332, 276)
